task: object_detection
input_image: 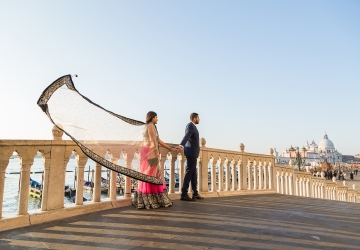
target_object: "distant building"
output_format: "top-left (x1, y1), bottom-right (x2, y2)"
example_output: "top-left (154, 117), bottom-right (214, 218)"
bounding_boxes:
top-left (275, 133), bottom-right (342, 166)
top-left (342, 155), bottom-right (360, 163)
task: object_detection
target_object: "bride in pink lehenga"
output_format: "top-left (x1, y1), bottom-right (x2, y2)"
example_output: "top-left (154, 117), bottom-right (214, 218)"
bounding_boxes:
top-left (132, 111), bottom-right (175, 209)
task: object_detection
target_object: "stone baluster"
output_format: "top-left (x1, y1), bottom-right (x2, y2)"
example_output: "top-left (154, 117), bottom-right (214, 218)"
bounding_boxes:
top-left (263, 162), bottom-right (268, 190)
top-left (168, 152), bottom-right (175, 194)
top-left (38, 152), bottom-right (49, 211)
top-left (224, 157), bottom-right (230, 191)
top-left (18, 157), bottom-right (33, 215)
top-left (216, 157), bottom-right (221, 192)
top-left (311, 182), bottom-right (315, 198)
top-left (0, 161), bottom-right (7, 218)
top-left (109, 170), bottom-right (117, 201)
top-left (295, 178), bottom-right (299, 196)
top-left (177, 154), bottom-right (184, 193)
top-left (316, 183), bottom-right (319, 198)
top-left (123, 152), bottom-right (131, 198)
top-left (302, 178), bottom-right (306, 197)
top-left (208, 156), bottom-right (215, 192)
top-left (268, 163), bottom-right (273, 189)
top-left (276, 170), bottom-right (280, 193)
top-left (74, 151), bottom-right (87, 205)
top-left (326, 187), bottom-right (329, 200)
top-left (258, 161), bottom-right (263, 190)
top-left (93, 162), bottom-right (102, 202)
top-left (197, 157), bottom-right (201, 192)
top-left (288, 173), bottom-right (293, 195)
top-left (284, 172), bottom-right (288, 195)
top-left (247, 160), bottom-right (252, 190)
top-left (321, 183), bottom-right (324, 199)
top-left (253, 160), bottom-right (258, 190)
top-left (280, 172), bottom-right (284, 194)
top-left (219, 157), bottom-right (226, 192)
top-left (299, 178), bottom-right (303, 196)
top-left (231, 158), bottom-right (236, 191)
top-left (109, 152), bottom-right (119, 201)
top-left (237, 159), bottom-right (242, 190)
top-left (306, 178), bottom-right (309, 197)
top-left (216, 157), bottom-right (222, 192)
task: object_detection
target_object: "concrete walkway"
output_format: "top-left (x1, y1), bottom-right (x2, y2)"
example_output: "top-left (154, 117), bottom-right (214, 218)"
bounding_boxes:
top-left (0, 194), bottom-right (359, 249)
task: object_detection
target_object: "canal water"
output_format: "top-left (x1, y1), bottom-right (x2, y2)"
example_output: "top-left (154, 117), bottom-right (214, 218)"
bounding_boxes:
top-left (2, 155), bottom-right (123, 215)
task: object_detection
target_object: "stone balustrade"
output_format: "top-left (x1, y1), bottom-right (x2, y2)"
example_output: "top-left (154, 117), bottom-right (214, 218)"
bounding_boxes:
top-left (0, 137), bottom-right (275, 231)
top-left (0, 134), bottom-right (278, 232)
top-left (274, 165), bottom-right (360, 203)
top-left (3, 131), bottom-right (358, 233)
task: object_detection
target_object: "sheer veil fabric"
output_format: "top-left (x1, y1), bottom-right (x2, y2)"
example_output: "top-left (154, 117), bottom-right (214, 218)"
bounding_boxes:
top-left (37, 75), bottom-right (162, 185)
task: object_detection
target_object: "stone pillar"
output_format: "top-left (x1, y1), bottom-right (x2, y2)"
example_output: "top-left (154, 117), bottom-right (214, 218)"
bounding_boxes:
top-left (258, 161), bottom-right (263, 190)
top-left (276, 171), bottom-right (280, 193)
top-left (247, 161), bottom-right (252, 190)
top-left (295, 179), bottom-right (298, 196)
top-left (109, 170), bottom-right (117, 201)
top-left (224, 157), bottom-right (230, 191)
top-left (177, 154), bottom-right (184, 193)
top-left (93, 163), bottom-right (102, 202)
top-left (75, 157), bottom-right (87, 205)
top-left (0, 162), bottom-right (7, 218)
top-left (301, 178), bottom-right (305, 197)
top-left (230, 159), bottom-right (235, 191)
top-left (284, 173), bottom-right (288, 195)
top-left (268, 163), bottom-right (273, 189)
top-left (123, 152), bottom-right (131, 198)
top-left (299, 178), bottom-right (303, 196)
top-left (18, 159), bottom-right (32, 215)
top-left (218, 157), bottom-right (224, 192)
top-left (306, 179), bottom-right (310, 197)
top-left (199, 154), bottom-right (208, 193)
top-left (196, 157), bottom-right (201, 192)
top-left (253, 161), bottom-right (258, 190)
top-left (321, 184), bottom-right (324, 199)
top-left (289, 174), bottom-right (293, 195)
top-left (280, 173), bottom-right (284, 194)
top-left (263, 162), bottom-right (268, 190)
top-left (209, 156), bottom-right (215, 192)
top-left (237, 160), bottom-right (242, 190)
top-left (168, 153), bottom-right (175, 194)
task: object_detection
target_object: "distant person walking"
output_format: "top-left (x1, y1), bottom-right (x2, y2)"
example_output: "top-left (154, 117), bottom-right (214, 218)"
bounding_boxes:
top-left (350, 172), bottom-right (354, 180)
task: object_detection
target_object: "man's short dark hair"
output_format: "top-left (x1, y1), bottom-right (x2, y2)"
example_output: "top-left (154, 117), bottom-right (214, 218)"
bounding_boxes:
top-left (190, 113), bottom-right (199, 121)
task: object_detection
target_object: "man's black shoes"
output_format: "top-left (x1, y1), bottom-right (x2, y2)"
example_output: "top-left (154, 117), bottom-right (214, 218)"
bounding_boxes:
top-left (180, 195), bottom-right (195, 201)
top-left (192, 194), bottom-right (204, 200)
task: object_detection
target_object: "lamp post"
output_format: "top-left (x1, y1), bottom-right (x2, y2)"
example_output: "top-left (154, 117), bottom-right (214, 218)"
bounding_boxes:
top-left (289, 146), bottom-right (308, 171)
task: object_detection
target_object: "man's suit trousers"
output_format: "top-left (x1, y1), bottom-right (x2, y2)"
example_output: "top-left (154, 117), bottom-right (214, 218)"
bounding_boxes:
top-left (181, 156), bottom-right (198, 197)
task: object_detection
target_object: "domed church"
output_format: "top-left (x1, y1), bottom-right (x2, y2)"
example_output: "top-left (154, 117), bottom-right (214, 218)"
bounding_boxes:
top-left (275, 133), bottom-right (342, 166)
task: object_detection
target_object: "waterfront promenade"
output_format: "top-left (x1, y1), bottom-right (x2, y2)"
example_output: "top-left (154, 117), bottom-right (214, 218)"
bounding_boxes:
top-left (0, 193), bottom-right (359, 249)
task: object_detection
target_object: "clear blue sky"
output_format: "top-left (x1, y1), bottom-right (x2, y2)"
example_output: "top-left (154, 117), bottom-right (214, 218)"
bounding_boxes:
top-left (0, 1), bottom-right (359, 155)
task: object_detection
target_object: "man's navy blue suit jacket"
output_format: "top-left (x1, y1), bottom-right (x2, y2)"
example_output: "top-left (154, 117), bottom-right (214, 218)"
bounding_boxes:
top-left (180, 122), bottom-right (200, 158)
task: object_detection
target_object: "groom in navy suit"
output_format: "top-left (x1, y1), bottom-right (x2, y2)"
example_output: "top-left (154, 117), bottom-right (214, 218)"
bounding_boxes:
top-left (176, 113), bottom-right (204, 201)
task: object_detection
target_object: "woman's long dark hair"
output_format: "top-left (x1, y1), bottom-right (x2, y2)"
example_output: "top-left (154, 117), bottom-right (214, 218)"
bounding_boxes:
top-left (146, 111), bottom-right (157, 124)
